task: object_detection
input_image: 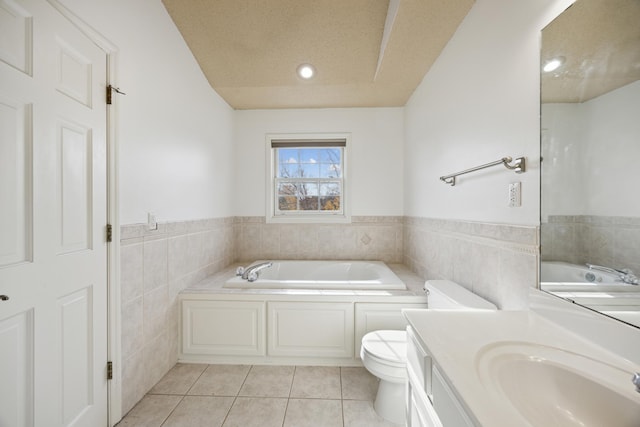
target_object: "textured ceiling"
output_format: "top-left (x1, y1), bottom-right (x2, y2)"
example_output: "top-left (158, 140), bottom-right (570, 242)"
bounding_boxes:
top-left (162, 0), bottom-right (474, 109)
top-left (541, 0), bottom-right (640, 103)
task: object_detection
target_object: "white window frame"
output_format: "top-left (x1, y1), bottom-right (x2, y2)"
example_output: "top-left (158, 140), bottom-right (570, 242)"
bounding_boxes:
top-left (266, 133), bottom-right (351, 224)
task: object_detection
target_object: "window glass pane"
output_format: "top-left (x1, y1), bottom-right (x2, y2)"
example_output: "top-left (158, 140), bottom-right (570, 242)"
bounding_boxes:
top-left (278, 196), bottom-right (297, 211)
top-left (300, 163), bottom-right (320, 178)
top-left (320, 196), bottom-right (340, 211)
top-left (279, 148), bottom-right (299, 165)
top-left (278, 163), bottom-right (300, 178)
top-left (277, 182), bottom-right (297, 196)
top-left (319, 148), bottom-right (341, 163)
top-left (320, 148), bottom-right (342, 178)
top-left (319, 183), bottom-right (340, 211)
top-left (320, 163), bottom-right (341, 178)
top-left (320, 182), bottom-right (340, 196)
top-left (297, 182), bottom-right (318, 197)
top-left (299, 196), bottom-right (319, 210)
top-left (298, 149), bottom-right (319, 163)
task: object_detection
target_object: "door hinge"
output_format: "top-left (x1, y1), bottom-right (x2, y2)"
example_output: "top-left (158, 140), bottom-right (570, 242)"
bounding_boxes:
top-left (106, 224), bottom-right (113, 243)
top-left (106, 84), bottom-right (126, 105)
top-left (107, 361), bottom-right (113, 380)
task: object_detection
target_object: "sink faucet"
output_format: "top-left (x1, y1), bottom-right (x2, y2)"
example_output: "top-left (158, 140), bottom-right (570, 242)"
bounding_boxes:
top-left (633, 373), bottom-right (640, 393)
top-left (585, 263), bottom-right (639, 285)
top-left (238, 261), bottom-right (273, 282)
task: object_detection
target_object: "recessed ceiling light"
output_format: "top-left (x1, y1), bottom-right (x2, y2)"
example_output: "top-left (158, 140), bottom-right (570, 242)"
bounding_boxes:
top-left (543, 56), bottom-right (565, 73)
top-left (297, 64), bottom-right (315, 79)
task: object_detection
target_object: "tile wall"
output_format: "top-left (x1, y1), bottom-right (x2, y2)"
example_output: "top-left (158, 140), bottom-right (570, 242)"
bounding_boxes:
top-left (119, 218), bottom-right (235, 414)
top-left (119, 215), bottom-right (538, 414)
top-left (403, 217), bottom-right (539, 309)
top-left (541, 215), bottom-right (640, 274)
top-left (234, 216), bottom-right (404, 263)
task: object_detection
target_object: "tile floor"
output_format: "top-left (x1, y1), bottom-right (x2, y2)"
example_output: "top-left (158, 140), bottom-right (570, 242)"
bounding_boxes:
top-left (116, 363), bottom-right (403, 427)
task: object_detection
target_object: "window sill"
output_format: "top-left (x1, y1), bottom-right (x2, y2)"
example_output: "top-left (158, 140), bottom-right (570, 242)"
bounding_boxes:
top-left (266, 214), bottom-right (351, 224)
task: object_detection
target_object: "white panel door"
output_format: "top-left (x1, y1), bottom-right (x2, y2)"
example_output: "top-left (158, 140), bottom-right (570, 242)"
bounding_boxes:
top-left (0, 0), bottom-right (108, 426)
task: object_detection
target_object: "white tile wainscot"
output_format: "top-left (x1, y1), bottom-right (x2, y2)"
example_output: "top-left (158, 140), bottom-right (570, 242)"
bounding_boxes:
top-left (179, 264), bottom-right (427, 366)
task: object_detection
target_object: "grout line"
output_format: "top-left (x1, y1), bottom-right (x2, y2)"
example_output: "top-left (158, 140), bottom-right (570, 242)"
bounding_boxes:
top-left (183, 363), bottom-right (210, 396)
top-left (158, 395), bottom-right (185, 427)
top-left (280, 365), bottom-right (297, 427)
top-left (219, 364), bottom-right (252, 427)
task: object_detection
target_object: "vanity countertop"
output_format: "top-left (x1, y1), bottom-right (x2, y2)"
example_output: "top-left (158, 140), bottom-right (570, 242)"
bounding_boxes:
top-left (402, 309), bottom-right (640, 426)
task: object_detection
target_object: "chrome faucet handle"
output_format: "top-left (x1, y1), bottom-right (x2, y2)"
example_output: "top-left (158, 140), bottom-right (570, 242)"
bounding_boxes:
top-left (633, 373), bottom-right (640, 393)
top-left (236, 266), bottom-right (245, 276)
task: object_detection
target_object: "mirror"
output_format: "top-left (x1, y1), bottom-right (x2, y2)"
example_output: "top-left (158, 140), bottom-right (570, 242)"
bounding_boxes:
top-left (540, 0), bottom-right (640, 328)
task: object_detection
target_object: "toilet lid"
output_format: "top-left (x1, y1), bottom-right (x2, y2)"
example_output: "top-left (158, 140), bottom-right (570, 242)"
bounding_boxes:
top-left (361, 330), bottom-right (406, 363)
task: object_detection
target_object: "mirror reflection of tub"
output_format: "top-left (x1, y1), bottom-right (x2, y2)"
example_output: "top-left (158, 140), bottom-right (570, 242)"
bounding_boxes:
top-left (541, 261), bottom-right (640, 328)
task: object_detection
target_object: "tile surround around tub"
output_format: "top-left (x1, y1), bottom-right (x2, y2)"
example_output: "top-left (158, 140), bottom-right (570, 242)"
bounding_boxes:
top-left (541, 215), bottom-right (640, 275)
top-left (119, 215), bottom-right (538, 416)
top-left (234, 216), bottom-right (404, 263)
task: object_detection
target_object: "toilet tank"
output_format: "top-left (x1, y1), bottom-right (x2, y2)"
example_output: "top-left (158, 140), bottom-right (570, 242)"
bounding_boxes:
top-left (424, 280), bottom-right (497, 310)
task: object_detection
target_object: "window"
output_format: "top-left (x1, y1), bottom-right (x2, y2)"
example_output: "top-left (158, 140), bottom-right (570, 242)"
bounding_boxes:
top-left (266, 134), bottom-right (349, 223)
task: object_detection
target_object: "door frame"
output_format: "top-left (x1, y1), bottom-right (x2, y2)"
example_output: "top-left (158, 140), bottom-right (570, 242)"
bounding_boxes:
top-left (46, 1), bottom-right (121, 425)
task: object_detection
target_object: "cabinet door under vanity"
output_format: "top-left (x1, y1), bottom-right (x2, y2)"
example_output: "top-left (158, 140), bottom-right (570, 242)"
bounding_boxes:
top-left (406, 325), bottom-right (475, 427)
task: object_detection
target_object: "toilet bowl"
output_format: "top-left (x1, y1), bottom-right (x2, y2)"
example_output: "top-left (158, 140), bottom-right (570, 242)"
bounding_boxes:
top-left (360, 280), bottom-right (497, 424)
top-left (360, 330), bottom-right (407, 424)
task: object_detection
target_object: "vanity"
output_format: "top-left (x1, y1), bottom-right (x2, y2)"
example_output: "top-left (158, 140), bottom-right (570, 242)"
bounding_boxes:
top-left (403, 298), bottom-right (640, 426)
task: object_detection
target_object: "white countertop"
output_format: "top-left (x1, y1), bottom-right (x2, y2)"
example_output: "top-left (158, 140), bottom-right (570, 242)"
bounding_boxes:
top-left (402, 309), bottom-right (640, 426)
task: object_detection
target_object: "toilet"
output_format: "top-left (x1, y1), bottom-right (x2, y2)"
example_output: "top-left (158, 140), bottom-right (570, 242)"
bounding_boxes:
top-left (360, 280), bottom-right (497, 424)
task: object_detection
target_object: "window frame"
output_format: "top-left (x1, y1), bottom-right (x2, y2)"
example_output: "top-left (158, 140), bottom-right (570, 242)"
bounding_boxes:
top-left (265, 133), bottom-right (350, 224)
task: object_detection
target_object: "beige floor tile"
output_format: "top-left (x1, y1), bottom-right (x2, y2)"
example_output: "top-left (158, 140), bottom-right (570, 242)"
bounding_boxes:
top-left (284, 398), bottom-right (343, 427)
top-left (161, 396), bottom-right (234, 427)
top-left (188, 364), bottom-right (251, 396)
top-left (340, 367), bottom-right (379, 401)
top-left (239, 365), bottom-right (295, 397)
top-left (222, 397), bottom-right (288, 427)
top-left (342, 400), bottom-right (402, 427)
top-left (117, 395), bottom-right (182, 427)
top-left (290, 366), bottom-right (342, 399)
top-left (148, 363), bottom-right (207, 395)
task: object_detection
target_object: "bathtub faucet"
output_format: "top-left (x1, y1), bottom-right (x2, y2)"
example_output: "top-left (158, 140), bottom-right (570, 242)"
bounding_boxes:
top-left (585, 263), bottom-right (639, 285)
top-left (240, 261), bottom-right (273, 282)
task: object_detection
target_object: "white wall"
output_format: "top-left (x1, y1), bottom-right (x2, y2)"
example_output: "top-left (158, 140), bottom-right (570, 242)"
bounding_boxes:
top-left (542, 81), bottom-right (640, 219)
top-left (404, 0), bottom-right (575, 225)
top-left (59, 0), bottom-right (235, 225)
top-left (233, 108), bottom-right (404, 217)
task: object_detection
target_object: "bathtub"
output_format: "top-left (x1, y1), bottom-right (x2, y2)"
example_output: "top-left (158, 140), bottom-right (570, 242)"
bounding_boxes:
top-left (179, 262), bottom-right (427, 365)
top-left (224, 260), bottom-right (407, 290)
top-left (540, 261), bottom-right (640, 328)
top-left (541, 261), bottom-right (621, 285)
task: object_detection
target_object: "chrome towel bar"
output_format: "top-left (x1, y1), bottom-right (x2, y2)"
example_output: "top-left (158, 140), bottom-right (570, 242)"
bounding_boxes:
top-left (440, 156), bottom-right (526, 186)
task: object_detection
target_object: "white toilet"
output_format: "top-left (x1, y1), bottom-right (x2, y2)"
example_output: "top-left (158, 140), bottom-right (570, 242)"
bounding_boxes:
top-left (360, 280), bottom-right (497, 424)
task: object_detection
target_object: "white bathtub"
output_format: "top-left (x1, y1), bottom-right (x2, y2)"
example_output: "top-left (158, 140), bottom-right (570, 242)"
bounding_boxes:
top-left (224, 260), bottom-right (407, 290)
top-left (180, 263), bottom-right (427, 365)
top-left (541, 261), bottom-right (621, 285)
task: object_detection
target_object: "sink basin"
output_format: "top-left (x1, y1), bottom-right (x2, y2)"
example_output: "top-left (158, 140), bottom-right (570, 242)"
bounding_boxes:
top-left (475, 342), bottom-right (640, 426)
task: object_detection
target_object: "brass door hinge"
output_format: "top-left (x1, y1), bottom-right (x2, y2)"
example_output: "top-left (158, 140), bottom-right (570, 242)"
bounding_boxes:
top-left (106, 85), bottom-right (126, 105)
top-left (107, 361), bottom-right (113, 380)
top-left (106, 224), bottom-right (113, 243)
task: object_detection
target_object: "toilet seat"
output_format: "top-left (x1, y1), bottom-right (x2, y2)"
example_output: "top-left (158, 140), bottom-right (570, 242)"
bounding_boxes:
top-left (361, 330), bottom-right (407, 366)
